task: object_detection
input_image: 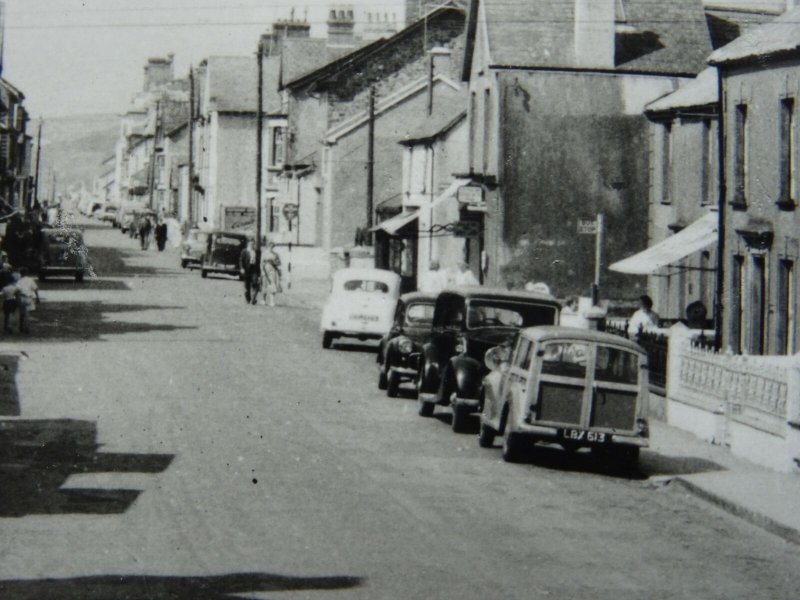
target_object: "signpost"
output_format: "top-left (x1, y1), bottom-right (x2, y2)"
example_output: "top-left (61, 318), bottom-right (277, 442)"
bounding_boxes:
top-left (577, 214), bottom-right (604, 304)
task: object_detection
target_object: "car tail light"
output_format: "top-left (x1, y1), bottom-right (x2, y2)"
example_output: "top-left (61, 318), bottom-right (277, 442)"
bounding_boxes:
top-left (636, 418), bottom-right (649, 438)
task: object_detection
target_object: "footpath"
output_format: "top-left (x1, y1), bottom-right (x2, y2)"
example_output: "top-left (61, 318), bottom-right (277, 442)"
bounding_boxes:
top-left (285, 277), bottom-right (800, 545)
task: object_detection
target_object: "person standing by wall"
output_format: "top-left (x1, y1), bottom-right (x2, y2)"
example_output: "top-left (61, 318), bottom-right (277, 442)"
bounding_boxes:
top-left (139, 216), bottom-right (153, 250)
top-left (155, 218), bottom-right (168, 252)
top-left (627, 294), bottom-right (660, 338)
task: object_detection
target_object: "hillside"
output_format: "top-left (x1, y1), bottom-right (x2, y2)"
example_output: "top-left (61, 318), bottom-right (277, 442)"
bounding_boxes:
top-left (39, 114), bottom-right (119, 192)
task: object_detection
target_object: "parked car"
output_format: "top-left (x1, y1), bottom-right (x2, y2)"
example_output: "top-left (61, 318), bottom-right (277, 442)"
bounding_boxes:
top-left (180, 229), bottom-right (208, 269)
top-left (200, 231), bottom-right (250, 279)
top-left (117, 204), bottom-right (148, 234)
top-left (320, 268), bottom-right (401, 349)
top-left (127, 208), bottom-right (158, 238)
top-left (37, 227), bottom-right (89, 282)
top-left (417, 288), bottom-right (561, 432)
top-left (377, 291), bottom-right (437, 397)
top-left (478, 326), bottom-right (649, 466)
top-left (97, 204), bottom-right (119, 226)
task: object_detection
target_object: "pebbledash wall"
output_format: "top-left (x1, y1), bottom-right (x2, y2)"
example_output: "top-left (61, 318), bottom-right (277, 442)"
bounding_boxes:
top-left (666, 323), bottom-right (800, 473)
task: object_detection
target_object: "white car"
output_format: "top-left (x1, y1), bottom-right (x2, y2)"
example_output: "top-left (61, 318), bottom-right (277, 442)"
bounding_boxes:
top-left (321, 267), bottom-right (401, 349)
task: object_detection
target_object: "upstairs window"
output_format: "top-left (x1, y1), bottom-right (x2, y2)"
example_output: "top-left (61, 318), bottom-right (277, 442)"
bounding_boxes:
top-left (701, 119), bottom-right (715, 205)
top-left (659, 122), bottom-right (672, 204)
top-left (732, 104), bottom-right (748, 208)
top-left (779, 98), bottom-right (796, 209)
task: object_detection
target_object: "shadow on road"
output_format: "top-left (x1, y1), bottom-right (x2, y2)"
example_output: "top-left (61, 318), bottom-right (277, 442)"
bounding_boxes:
top-left (38, 278), bottom-right (131, 292)
top-left (84, 245), bottom-right (178, 279)
top-left (3, 301), bottom-right (193, 343)
top-left (0, 572), bottom-right (364, 600)
top-left (0, 354), bottom-right (21, 416)
top-left (0, 418), bottom-right (173, 517)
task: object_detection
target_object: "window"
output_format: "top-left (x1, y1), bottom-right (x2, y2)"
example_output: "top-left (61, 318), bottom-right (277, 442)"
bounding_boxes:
top-left (778, 259), bottom-right (795, 354)
top-left (733, 104), bottom-right (748, 207)
top-left (405, 302), bottom-right (435, 325)
top-left (343, 279), bottom-right (389, 293)
top-left (732, 255), bottom-right (745, 353)
top-left (660, 122), bottom-right (672, 204)
top-left (482, 88), bottom-right (491, 175)
top-left (701, 119), bottom-right (714, 205)
top-left (595, 347), bottom-right (639, 385)
top-left (540, 342), bottom-right (588, 379)
top-left (779, 98), bottom-right (795, 208)
top-left (514, 338), bottom-right (533, 370)
top-left (750, 255), bottom-right (768, 355)
top-left (270, 127), bottom-right (285, 167)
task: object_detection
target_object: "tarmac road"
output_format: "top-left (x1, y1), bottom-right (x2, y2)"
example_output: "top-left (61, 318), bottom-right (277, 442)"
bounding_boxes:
top-left (0, 221), bottom-right (798, 600)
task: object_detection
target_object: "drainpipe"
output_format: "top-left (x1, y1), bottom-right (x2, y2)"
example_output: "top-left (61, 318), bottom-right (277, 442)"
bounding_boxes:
top-left (714, 67), bottom-right (727, 352)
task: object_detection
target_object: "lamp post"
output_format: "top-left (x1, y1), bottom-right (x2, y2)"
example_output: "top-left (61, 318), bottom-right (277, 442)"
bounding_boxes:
top-left (256, 37), bottom-right (265, 266)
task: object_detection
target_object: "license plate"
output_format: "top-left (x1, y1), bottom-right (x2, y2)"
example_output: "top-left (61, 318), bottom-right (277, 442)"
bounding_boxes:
top-left (350, 314), bottom-right (379, 322)
top-left (560, 429), bottom-right (609, 444)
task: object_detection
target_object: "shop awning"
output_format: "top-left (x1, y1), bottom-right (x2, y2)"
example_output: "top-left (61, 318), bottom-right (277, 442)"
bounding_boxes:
top-left (609, 211), bottom-right (718, 275)
top-left (371, 178), bottom-right (471, 235)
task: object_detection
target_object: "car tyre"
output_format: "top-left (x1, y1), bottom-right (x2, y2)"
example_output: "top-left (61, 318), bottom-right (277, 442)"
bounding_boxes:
top-left (201, 268), bottom-right (208, 279)
top-left (418, 397), bottom-right (434, 417)
top-left (181, 259), bottom-right (188, 269)
top-left (75, 270), bottom-right (84, 283)
top-left (478, 422), bottom-right (496, 448)
top-left (502, 432), bottom-right (525, 463)
top-left (322, 331), bottom-right (334, 349)
top-left (378, 365), bottom-right (388, 390)
top-left (387, 369), bottom-right (400, 398)
top-left (451, 403), bottom-right (469, 434)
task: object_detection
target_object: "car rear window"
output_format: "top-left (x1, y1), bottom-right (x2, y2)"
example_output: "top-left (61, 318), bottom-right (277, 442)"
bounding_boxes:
top-left (405, 302), bottom-right (434, 324)
top-left (216, 236), bottom-right (244, 247)
top-left (540, 341), bottom-right (588, 379)
top-left (343, 280), bottom-right (389, 293)
top-left (467, 300), bottom-right (557, 329)
top-left (595, 346), bottom-right (639, 385)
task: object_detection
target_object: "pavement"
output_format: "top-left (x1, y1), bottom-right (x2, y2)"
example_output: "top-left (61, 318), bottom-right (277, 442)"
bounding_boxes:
top-left (285, 277), bottom-right (800, 546)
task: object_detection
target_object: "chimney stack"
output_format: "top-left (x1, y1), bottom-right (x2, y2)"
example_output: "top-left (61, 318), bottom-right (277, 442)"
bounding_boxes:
top-left (574, 0), bottom-right (615, 69)
top-left (327, 5), bottom-right (355, 46)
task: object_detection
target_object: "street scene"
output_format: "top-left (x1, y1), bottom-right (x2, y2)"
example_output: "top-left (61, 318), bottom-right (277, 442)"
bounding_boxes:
top-left (1, 0), bottom-right (800, 598)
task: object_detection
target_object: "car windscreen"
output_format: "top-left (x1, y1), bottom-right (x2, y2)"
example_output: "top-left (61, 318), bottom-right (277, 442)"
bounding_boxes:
top-left (405, 302), bottom-right (434, 325)
top-left (214, 236), bottom-right (244, 247)
top-left (466, 300), bottom-right (557, 329)
top-left (343, 279), bottom-right (389, 293)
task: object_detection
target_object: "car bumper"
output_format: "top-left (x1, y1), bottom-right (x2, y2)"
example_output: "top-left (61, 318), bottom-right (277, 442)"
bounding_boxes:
top-left (452, 396), bottom-right (481, 411)
top-left (511, 422), bottom-right (649, 448)
top-left (388, 366), bottom-right (417, 378)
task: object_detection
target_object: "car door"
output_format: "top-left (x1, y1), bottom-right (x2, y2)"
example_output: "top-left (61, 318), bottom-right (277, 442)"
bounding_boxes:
top-left (432, 295), bottom-right (465, 371)
top-left (589, 345), bottom-right (642, 433)
top-left (501, 335), bottom-right (533, 427)
top-left (532, 339), bottom-right (591, 428)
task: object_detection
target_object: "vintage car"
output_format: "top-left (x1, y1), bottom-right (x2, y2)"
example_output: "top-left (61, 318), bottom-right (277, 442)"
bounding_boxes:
top-left (200, 231), bottom-right (251, 279)
top-left (117, 204), bottom-right (149, 234)
top-left (97, 204), bottom-right (119, 226)
top-left (377, 291), bottom-right (437, 397)
top-left (37, 227), bottom-right (89, 282)
top-left (180, 229), bottom-right (208, 269)
top-left (417, 288), bottom-right (561, 432)
top-left (320, 268), bottom-right (401, 349)
top-left (478, 326), bottom-right (649, 466)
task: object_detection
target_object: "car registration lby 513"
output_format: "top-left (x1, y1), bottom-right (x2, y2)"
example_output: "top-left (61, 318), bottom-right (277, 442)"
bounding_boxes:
top-left (560, 429), bottom-right (608, 444)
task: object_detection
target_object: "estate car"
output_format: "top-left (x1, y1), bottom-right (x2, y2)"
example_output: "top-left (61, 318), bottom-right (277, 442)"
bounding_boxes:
top-left (200, 231), bottom-right (250, 279)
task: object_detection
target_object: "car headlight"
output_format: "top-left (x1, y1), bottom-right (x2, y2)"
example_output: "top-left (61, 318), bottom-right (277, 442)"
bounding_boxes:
top-left (454, 337), bottom-right (467, 355)
top-left (397, 336), bottom-right (414, 355)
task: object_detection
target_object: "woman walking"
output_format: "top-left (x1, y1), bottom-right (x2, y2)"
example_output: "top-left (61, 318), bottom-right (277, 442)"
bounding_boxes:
top-left (260, 241), bottom-right (282, 307)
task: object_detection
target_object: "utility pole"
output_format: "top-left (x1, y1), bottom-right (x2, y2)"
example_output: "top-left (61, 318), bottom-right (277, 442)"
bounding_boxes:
top-left (33, 118), bottom-right (42, 208)
top-left (256, 37), bottom-right (265, 266)
top-left (147, 101), bottom-right (161, 211)
top-left (188, 66), bottom-right (195, 226)
top-left (366, 86), bottom-right (376, 245)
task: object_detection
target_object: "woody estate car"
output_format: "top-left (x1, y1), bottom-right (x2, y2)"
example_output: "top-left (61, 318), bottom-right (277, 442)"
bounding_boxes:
top-left (321, 268), bottom-right (401, 349)
top-left (478, 327), bottom-right (649, 466)
top-left (416, 288), bottom-right (561, 432)
top-left (377, 291), bottom-right (437, 397)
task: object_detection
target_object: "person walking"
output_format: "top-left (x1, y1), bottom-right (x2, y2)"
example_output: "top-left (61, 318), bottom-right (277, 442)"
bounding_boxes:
top-left (15, 267), bottom-right (39, 334)
top-left (1, 269), bottom-right (19, 334)
top-left (139, 216), bottom-right (153, 250)
top-left (239, 239), bottom-right (257, 305)
top-left (260, 241), bottom-right (282, 307)
top-left (155, 218), bottom-right (168, 252)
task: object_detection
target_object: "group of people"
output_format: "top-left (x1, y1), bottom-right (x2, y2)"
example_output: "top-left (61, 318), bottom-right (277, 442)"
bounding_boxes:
top-left (239, 239), bottom-right (283, 307)
top-left (138, 216), bottom-right (169, 251)
top-left (0, 257), bottom-right (39, 334)
top-left (418, 260), bottom-right (480, 293)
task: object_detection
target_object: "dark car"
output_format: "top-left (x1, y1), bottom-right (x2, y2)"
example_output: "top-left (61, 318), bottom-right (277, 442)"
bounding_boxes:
top-left (417, 288), bottom-right (561, 432)
top-left (200, 231), bottom-right (250, 279)
top-left (37, 227), bottom-right (89, 282)
top-left (377, 291), bottom-right (437, 397)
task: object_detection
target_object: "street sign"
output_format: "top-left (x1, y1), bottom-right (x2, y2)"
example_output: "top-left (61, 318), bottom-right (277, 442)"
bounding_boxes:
top-left (282, 203), bottom-right (299, 221)
top-left (457, 185), bottom-right (484, 206)
top-left (577, 218), bottom-right (598, 235)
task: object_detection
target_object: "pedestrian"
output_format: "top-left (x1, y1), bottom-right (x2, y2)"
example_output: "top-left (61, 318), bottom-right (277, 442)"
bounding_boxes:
top-left (239, 238), bottom-right (257, 304)
top-left (418, 259), bottom-right (448, 294)
top-left (139, 216), bottom-right (153, 250)
top-left (1, 270), bottom-right (19, 334)
top-left (453, 261), bottom-right (480, 286)
top-left (627, 294), bottom-right (659, 338)
top-left (155, 218), bottom-right (168, 252)
top-left (260, 241), bottom-right (282, 307)
top-left (15, 267), bottom-right (39, 334)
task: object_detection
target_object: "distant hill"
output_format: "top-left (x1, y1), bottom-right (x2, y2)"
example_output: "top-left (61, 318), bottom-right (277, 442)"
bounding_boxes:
top-left (39, 114), bottom-right (119, 193)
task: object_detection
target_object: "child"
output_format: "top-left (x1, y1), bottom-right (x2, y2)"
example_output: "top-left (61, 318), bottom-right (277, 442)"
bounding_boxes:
top-left (1, 270), bottom-right (19, 333)
top-left (15, 267), bottom-right (39, 334)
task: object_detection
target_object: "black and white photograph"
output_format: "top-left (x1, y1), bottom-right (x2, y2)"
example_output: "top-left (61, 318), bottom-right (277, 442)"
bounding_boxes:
top-left (0, 0), bottom-right (799, 598)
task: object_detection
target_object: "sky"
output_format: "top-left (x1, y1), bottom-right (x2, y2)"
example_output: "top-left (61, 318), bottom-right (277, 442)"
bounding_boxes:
top-left (0, 0), bottom-right (790, 119)
top-left (2, 0), bottom-right (406, 119)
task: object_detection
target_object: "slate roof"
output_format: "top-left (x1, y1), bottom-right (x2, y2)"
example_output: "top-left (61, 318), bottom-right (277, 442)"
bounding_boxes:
top-left (704, 6), bottom-right (779, 49)
top-left (709, 5), bottom-right (800, 65)
top-left (279, 38), bottom-right (358, 88)
top-left (400, 101), bottom-right (467, 145)
top-left (204, 55), bottom-right (281, 114)
top-left (465, 0), bottom-right (711, 76)
top-left (645, 67), bottom-right (718, 113)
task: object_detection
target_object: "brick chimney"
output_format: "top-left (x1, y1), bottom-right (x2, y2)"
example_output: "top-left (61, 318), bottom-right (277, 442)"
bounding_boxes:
top-left (144, 54), bottom-right (175, 92)
top-left (574, 0), bottom-right (615, 69)
top-left (327, 5), bottom-right (355, 46)
top-left (264, 14), bottom-right (311, 56)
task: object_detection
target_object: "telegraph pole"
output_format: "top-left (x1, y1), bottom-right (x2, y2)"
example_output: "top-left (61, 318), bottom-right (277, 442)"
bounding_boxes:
top-left (256, 37), bottom-right (265, 266)
top-left (147, 101), bottom-right (161, 210)
top-left (33, 118), bottom-right (42, 208)
top-left (366, 86), bottom-right (375, 245)
top-left (187, 66), bottom-right (195, 226)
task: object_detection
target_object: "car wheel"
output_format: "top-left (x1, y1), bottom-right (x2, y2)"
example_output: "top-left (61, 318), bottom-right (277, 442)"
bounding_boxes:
top-left (322, 331), bottom-right (334, 349)
top-left (451, 403), bottom-right (469, 434)
top-left (181, 259), bottom-right (188, 269)
top-left (201, 268), bottom-right (208, 279)
top-left (378, 364), bottom-right (388, 390)
top-left (478, 422), bottom-right (496, 448)
top-left (418, 397), bottom-right (434, 417)
top-left (387, 369), bottom-right (400, 398)
top-left (502, 432), bottom-right (525, 463)
top-left (75, 270), bottom-right (84, 283)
